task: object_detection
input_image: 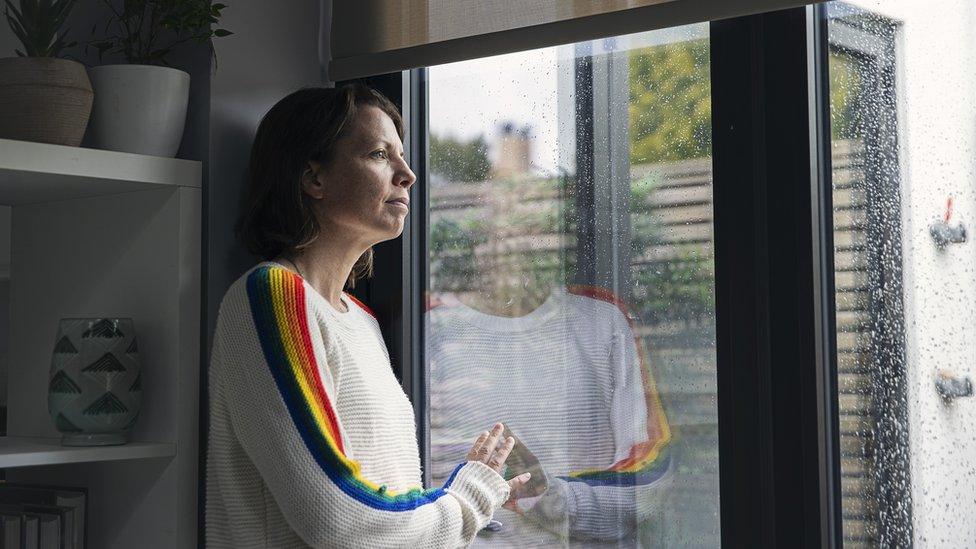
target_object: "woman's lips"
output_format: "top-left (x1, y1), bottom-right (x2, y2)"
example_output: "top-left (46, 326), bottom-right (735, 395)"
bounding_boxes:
top-left (386, 199), bottom-right (409, 211)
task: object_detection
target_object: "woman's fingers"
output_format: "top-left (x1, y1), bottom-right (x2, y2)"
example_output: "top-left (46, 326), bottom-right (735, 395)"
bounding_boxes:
top-left (465, 423), bottom-right (506, 466)
top-left (480, 423), bottom-right (503, 461)
top-left (506, 472), bottom-right (532, 500)
top-left (465, 430), bottom-right (490, 461)
top-left (487, 436), bottom-right (515, 472)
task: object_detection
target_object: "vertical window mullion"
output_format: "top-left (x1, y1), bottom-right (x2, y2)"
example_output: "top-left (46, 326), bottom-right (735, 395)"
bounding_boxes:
top-left (711, 15), bottom-right (778, 547)
top-left (408, 68), bottom-right (432, 485)
top-left (808, 4), bottom-right (844, 547)
top-left (712, 8), bottom-right (830, 547)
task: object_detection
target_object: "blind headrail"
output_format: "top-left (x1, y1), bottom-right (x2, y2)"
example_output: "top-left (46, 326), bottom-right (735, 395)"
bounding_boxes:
top-left (328, 0), bottom-right (819, 81)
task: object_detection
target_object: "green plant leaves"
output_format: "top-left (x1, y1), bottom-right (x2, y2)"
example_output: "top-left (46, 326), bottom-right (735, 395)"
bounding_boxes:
top-left (87, 0), bottom-right (231, 66)
top-left (3, 0), bottom-right (78, 57)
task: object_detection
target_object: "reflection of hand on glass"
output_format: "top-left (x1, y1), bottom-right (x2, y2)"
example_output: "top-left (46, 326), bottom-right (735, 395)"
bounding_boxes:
top-left (513, 304), bottom-right (674, 542)
top-left (466, 422), bottom-right (534, 498)
top-left (499, 426), bottom-right (549, 509)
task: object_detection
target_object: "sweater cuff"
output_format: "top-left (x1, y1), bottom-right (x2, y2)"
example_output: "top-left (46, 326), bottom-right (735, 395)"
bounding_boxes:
top-left (444, 461), bottom-right (511, 516)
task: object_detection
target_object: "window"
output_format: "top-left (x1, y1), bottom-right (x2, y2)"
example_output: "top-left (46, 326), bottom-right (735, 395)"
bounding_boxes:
top-left (827, 1), bottom-right (976, 546)
top-left (425, 23), bottom-right (718, 546)
top-left (351, 3), bottom-right (976, 545)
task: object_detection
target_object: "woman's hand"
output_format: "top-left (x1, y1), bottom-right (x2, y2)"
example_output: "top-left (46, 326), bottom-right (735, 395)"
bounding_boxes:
top-left (466, 423), bottom-right (532, 499)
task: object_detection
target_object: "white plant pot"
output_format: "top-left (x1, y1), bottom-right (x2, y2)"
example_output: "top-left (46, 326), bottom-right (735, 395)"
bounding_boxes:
top-left (87, 64), bottom-right (190, 157)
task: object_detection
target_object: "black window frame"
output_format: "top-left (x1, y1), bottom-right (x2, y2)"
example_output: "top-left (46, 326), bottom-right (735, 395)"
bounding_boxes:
top-left (342, 6), bottom-right (850, 547)
top-left (710, 8), bottom-right (831, 546)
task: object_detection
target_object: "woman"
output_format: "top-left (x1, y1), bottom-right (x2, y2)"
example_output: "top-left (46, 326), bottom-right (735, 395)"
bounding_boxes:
top-left (206, 84), bottom-right (531, 548)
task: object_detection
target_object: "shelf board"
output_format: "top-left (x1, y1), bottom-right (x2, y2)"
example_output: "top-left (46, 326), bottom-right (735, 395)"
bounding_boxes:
top-left (0, 436), bottom-right (175, 468)
top-left (0, 138), bottom-right (201, 205)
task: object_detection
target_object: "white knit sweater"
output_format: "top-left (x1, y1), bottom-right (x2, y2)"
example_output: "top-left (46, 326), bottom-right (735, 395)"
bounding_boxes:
top-left (206, 262), bottom-right (510, 548)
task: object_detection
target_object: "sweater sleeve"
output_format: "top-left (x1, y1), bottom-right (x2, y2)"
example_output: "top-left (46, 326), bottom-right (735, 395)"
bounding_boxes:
top-left (215, 265), bottom-right (510, 548)
top-left (518, 304), bottom-right (673, 541)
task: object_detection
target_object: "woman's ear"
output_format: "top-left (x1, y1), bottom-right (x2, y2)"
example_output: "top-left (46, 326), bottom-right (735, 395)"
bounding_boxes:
top-left (300, 161), bottom-right (327, 200)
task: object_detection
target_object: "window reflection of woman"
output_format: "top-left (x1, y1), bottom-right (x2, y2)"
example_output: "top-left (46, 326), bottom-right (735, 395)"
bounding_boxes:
top-left (206, 84), bottom-right (530, 548)
top-left (428, 168), bottom-right (673, 546)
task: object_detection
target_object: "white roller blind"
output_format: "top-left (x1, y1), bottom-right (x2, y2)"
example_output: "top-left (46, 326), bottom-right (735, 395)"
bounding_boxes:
top-left (328, 0), bottom-right (817, 81)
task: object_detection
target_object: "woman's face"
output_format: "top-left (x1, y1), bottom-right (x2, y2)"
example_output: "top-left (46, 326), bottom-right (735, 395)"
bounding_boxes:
top-left (305, 105), bottom-right (417, 247)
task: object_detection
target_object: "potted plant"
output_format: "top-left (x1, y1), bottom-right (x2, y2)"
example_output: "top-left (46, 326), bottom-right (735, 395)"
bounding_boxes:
top-left (86, 0), bottom-right (230, 157)
top-left (0, 0), bottom-right (92, 146)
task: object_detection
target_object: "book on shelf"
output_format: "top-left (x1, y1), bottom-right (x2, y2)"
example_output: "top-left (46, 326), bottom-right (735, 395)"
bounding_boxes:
top-left (21, 514), bottom-right (39, 549)
top-left (0, 483), bottom-right (86, 549)
top-left (31, 513), bottom-right (59, 549)
top-left (0, 506), bottom-right (35, 549)
top-left (0, 502), bottom-right (64, 549)
top-left (24, 505), bottom-right (72, 549)
top-left (0, 512), bottom-right (18, 549)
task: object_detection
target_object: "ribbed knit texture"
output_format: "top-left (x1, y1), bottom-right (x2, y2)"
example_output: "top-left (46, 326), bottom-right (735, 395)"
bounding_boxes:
top-left (427, 286), bottom-right (674, 547)
top-left (206, 262), bottom-right (510, 548)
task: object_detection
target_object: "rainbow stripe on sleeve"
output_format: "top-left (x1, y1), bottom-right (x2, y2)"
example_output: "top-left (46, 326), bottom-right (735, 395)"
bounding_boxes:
top-left (246, 265), bottom-right (460, 510)
top-left (560, 285), bottom-right (673, 487)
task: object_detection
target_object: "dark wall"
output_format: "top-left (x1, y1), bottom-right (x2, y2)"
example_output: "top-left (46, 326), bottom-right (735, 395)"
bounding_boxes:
top-left (204, 0), bottom-right (326, 350)
top-left (202, 1), bottom-right (326, 545)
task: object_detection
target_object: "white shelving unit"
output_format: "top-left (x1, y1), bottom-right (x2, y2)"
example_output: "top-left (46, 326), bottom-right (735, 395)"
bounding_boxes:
top-left (0, 438), bottom-right (175, 468)
top-left (0, 138), bottom-right (200, 204)
top-left (0, 138), bottom-right (201, 548)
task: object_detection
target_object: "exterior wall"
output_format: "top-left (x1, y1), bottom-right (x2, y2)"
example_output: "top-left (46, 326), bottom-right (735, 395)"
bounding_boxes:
top-left (853, 1), bottom-right (976, 545)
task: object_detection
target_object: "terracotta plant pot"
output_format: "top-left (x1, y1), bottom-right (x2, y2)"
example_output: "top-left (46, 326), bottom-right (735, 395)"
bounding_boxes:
top-left (0, 57), bottom-right (93, 146)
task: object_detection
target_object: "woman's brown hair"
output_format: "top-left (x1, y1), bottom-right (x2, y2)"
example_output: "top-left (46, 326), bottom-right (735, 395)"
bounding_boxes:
top-left (235, 83), bottom-right (405, 288)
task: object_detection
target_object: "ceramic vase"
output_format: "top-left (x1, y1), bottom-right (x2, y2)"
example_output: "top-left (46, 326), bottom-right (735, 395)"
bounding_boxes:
top-left (47, 318), bottom-right (142, 446)
top-left (86, 64), bottom-right (190, 157)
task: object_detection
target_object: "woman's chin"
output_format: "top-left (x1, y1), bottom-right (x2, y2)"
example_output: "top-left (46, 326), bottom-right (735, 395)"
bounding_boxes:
top-left (356, 212), bottom-right (407, 244)
top-left (372, 221), bottom-right (405, 243)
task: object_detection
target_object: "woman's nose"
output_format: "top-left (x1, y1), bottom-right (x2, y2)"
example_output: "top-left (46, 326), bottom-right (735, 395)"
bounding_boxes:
top-left (396, 163), bottom-right (417, 189)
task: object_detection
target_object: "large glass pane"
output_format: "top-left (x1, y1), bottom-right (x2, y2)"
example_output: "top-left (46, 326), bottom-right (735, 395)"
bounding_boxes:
top-left (827, 2), bottom-right (976, 546)
top-left (426, 24), bottom-right (718, 547)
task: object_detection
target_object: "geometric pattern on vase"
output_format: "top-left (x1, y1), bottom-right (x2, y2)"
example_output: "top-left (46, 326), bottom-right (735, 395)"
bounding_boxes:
top-left (82, 318), bottom-right (123, 339)
top-left (129, 372), bottom-right (142, 392)
top-left (83, 391), bottom-right (128, 416)
top-left (53, 335), bottom-right (78, 354)
top-left (81, 352), bottom-right (127, 389)
top-left (48, 370), bottom-right (82, 394)
top-left (49, 317), bottom-right (141, 444)
top-left (55, 412), bottom-right (83, 432)
top-left (82, 352), bottom-right (126, 374)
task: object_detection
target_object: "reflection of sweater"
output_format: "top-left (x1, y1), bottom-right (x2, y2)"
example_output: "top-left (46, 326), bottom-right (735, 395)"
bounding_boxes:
top-left (206, 263), bottom-right (510, 548)
top-left (427, 286), bottom-right (672, 548)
